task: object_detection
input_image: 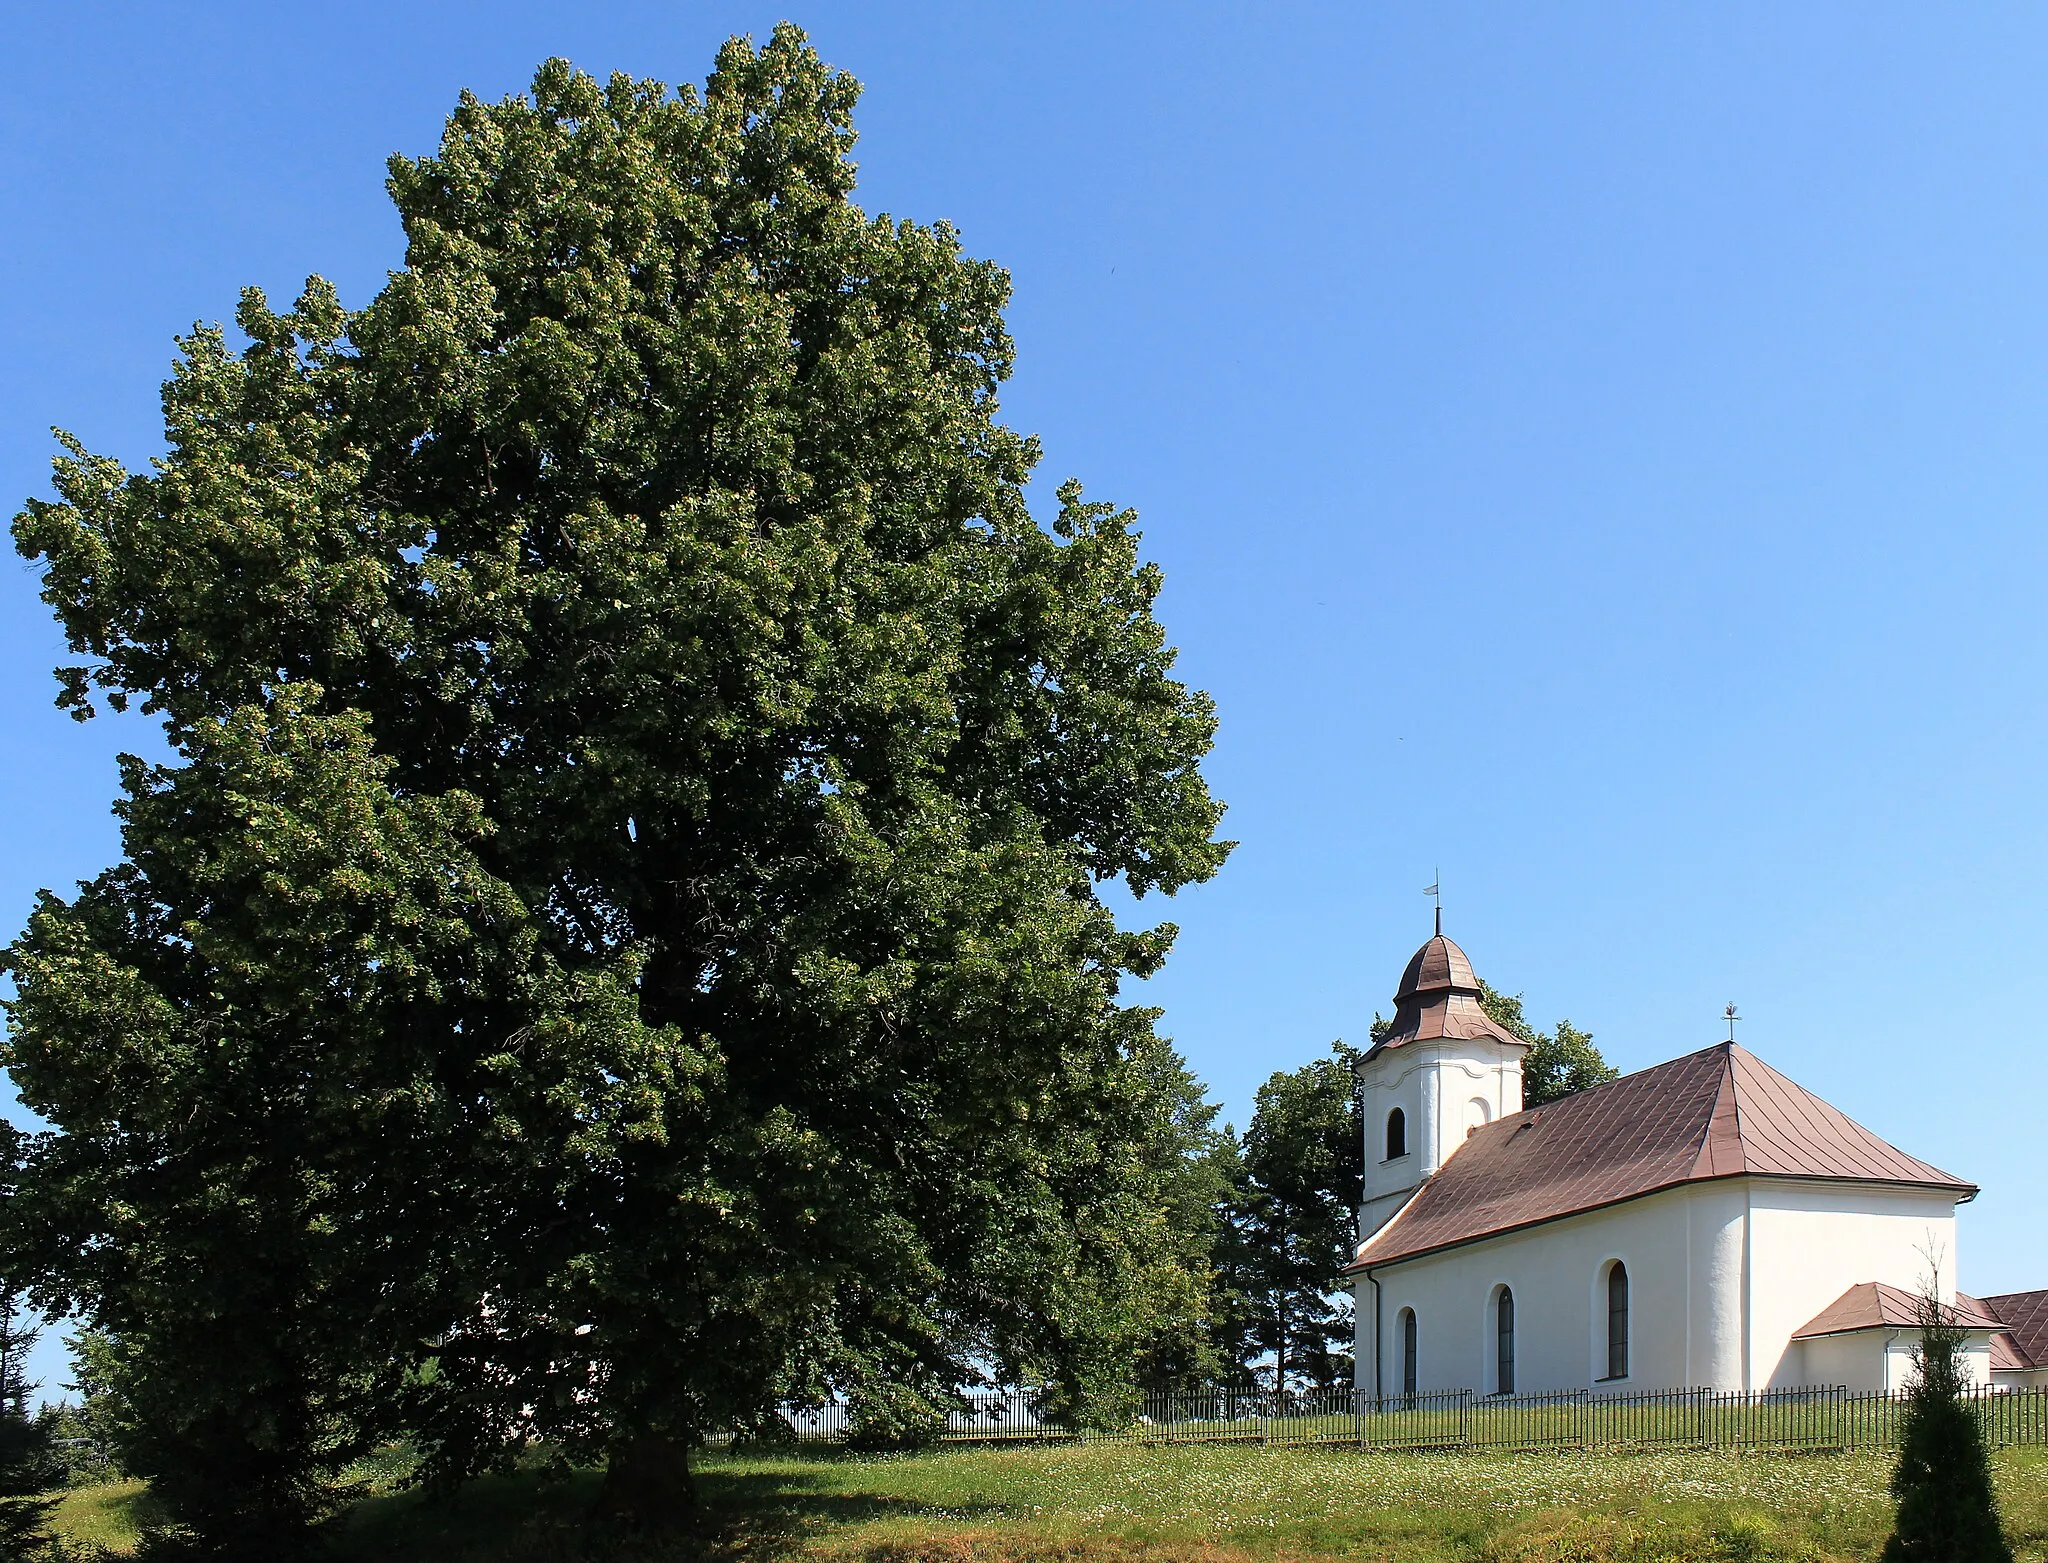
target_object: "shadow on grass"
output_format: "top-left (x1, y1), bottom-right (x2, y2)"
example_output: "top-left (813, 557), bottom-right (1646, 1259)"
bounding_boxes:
top-left (331, 1449), bottom-right (1014, 1563)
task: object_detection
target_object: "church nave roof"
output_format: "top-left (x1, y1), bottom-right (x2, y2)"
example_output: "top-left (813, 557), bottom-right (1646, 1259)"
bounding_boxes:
top-left (1349, 1040), bottom-right (1974, 1271)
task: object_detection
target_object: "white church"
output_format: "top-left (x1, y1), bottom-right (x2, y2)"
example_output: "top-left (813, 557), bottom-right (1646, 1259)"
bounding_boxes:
top-left (1346, 927), bottom-right (2048, 1400)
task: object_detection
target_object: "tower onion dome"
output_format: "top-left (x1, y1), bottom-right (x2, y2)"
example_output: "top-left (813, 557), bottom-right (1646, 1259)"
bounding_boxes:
top-left (1367, 927), bottom-right (1529, 1058)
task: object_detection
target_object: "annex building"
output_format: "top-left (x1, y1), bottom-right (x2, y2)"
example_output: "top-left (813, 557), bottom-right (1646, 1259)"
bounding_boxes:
top-left (1345, 928), bottom-right (2048, 1399)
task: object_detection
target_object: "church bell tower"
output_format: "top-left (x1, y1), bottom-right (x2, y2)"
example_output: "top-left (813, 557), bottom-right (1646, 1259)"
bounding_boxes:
top-left (1354, 920), bottom-right (1528, 1243)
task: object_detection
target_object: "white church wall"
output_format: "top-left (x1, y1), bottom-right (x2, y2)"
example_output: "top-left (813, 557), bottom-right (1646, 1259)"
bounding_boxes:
top-left (1358, 1056), bottom-right (1422, 1241)
top-left (1798, 1331), bottom-right (1890, 1391)
top-left (1743, 1181), bottom-right (1961, 1389)
top-left (1794, 1329), bottom-right (1992, 1392)
top-left (1960, 1339), bottom-right (1993, 1389)
top-left (1356, 1177), bottom-right (1970, 1396)
top-left (1361, 1183), bottom-right (1708, 1396)
top-left (1687, 1182), bottom-right (1748, 1390)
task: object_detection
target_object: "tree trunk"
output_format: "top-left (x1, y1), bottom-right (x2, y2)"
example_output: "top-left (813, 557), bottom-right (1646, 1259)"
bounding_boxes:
top-left (598, 1432), bottom-right (696, 1531)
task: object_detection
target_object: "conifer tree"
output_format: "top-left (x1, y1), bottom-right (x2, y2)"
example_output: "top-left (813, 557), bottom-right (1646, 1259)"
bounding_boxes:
top-left (1229, 1043), bottom-right (1362, 1391)
top-left (1884, 1295), bottom-right (2013, 1563)
top-left (0, 1295), bottom-right (60, 1563)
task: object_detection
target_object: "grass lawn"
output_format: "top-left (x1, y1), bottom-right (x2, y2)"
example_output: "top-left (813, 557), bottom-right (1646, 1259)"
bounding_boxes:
top-left (48, 1442), bottom-right (2048, 1563)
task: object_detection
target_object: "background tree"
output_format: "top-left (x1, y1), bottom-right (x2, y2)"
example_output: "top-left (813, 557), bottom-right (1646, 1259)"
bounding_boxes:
top-left (1227, 1043), bottom-right (1362, 1391)
top-left (0, 1293), bottom-right (63, 1562)
top-left (1884, 1289), bottom-right (2013, 1563)
top-left (1476, 984), bottom-right (1617, 1106)
top-left (6, 26), bottom-right (1229, 1550)
top-left (40, 1332), bottom-right (124, 1487)
top-left (1199, 1129), bottom-right (1263, 1387)
top-left (1368, 983), bottom-right (1612, 1108)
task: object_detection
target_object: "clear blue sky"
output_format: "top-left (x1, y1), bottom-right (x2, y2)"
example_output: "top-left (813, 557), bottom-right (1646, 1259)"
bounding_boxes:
top-left (4, 3), bottom-right (2046, 1397)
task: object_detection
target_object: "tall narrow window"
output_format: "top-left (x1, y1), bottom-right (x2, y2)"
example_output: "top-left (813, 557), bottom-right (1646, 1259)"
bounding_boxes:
top-left (1385, 1107), bottom-right (1407, 1161)
top-left (1495, 1287), bottom-right (1516, 1395)
top-left (1401, 1308), bottom-right (1418, 1397)
top-left (1606, 1262), bottom-right (1629, 1381)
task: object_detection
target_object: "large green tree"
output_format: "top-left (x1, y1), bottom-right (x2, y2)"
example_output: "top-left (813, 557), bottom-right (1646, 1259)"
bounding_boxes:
top-left (4, 27), bottom-right (1228, 1551)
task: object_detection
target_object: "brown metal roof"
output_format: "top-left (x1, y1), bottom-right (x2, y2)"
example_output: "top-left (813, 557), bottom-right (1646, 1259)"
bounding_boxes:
top-left (1397, 934), bottom-right (1480, 999)
top-left (1963, 1291), bottom-right (2037, 1373)
top-left (1989, 1333), bottom-right (2031, 1373)
top-left (1978, 1290), bottom-right (2048, 1371)
top-left (1349, 1042), bottom-right (1975, 1271)
top-left (1989, 1334), bottom-right (2029, 1372)
top-left (1367, 933), bottom-right (1528, 1057)
top-left (1792, 1282), bottom-right (2004, 1339)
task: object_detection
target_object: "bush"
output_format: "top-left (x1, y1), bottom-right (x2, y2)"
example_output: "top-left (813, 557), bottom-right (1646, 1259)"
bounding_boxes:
top-left (1883, 1305), bottom-right (2013, 1563)
top-left (844, 1384), bottom-right (956, 1452)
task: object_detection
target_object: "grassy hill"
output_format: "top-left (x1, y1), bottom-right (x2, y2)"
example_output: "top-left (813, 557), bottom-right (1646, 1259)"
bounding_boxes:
top-left (49, 1441), bottom-right (2048, 1563)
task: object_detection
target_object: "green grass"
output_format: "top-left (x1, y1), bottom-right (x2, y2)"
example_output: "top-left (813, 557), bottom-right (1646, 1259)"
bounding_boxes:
top-left (48, 1480), bottom-right (155, 1554)
top-left (45, 1442), bottom-right (2048, 1563)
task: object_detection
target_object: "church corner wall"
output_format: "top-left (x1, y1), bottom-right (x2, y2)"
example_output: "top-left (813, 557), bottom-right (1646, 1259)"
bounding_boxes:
top-left (1743, 1180), bottom-right (1962, 1389)
top-left (1351, 1277), bottom-right (1370, 1392)
top-left (1687, 1182), bottom-right (1747, 1390)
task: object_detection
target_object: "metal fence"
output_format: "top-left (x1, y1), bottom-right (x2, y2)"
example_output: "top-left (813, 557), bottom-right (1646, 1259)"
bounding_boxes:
top-left (772, 1383), bottom-right (2048, 1454)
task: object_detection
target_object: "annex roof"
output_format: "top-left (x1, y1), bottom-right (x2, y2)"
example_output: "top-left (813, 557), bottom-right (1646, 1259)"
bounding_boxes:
top-left (1976, 1289), bottom-right (2048, 1371)
top-left (1348, 1042), bottom-right (1975, 1272)
top-left (1792, 1282), bottom-right (2004, 1340)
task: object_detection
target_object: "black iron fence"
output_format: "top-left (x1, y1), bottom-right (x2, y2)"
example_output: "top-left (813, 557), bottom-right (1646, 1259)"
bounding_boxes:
top-left (770, 1382), bottom-right (2048, 1454)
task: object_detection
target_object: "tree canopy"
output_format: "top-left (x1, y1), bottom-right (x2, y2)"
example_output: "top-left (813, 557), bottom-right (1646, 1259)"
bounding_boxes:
top-left (4, 27), bottom-right (1228, 1552)
top-left (1476, 983), bottom-right (1617, 1107)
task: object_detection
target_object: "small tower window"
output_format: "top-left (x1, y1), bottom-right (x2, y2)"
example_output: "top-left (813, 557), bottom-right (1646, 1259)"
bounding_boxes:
top-left (1605, 1261), bottom-right (1629, 1381)
top-left (1385, 1107), bottom-right (1407, 1161)
top-left (1400, 1308), bottom-right (1418, 1397)
top-left (1495, 1286), bottom-right (1516, 1395)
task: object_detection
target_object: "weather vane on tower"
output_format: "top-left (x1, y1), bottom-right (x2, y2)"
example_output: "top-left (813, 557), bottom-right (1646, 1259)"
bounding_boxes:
top-left (1724, 1002), bottom-right (1741, 1042)
top-left (1424, 872), bottom-right (1441, 936)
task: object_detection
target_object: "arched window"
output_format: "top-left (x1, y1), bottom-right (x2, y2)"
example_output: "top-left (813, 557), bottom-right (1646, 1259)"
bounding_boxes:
top-left (1605, 1261), bottom-right (1629, 1381)
top-left (1495, 1287), bottom-right (1516, 1395)
top-left (1400, 1308), bottom-right (1418, 1397)
top-left (1385, 1107), bottom-right (1407, 1161)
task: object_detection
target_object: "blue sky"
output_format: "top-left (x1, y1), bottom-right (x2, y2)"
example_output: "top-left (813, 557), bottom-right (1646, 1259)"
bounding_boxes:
top-left (4, 2), bottom-right (2047, 1394)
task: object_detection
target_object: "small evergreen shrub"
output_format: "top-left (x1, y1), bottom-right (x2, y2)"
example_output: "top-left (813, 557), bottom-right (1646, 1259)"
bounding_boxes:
top-left (1883, 1302), bottom-right (2013, 1563)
